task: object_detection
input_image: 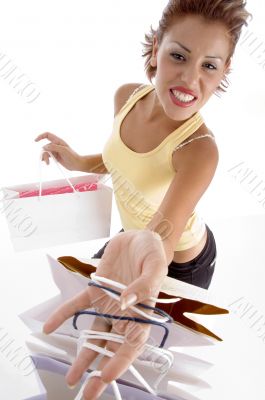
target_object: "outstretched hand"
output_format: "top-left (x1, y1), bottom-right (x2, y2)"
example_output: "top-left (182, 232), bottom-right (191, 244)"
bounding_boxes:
top-left (43, 229), bottom-right (169, 399)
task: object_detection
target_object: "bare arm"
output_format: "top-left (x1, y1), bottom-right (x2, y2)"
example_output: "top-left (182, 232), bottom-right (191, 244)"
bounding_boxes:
top-left (35, 132), bottom-right (109, 174)
top-left (146, 137), bottom-right (219, 263)
top-left (35, 84), bottom-right (144, 174)
top-left (113, 82), bottom-right (143, 116)
top-left (79, 153), bottom-right (109, 174)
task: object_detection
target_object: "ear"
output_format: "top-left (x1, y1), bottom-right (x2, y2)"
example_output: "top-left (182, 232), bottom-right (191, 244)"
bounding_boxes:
top-left (150, 35), bottom-right (159, 67)
top-left (224, 58), bottom-right (231, 74)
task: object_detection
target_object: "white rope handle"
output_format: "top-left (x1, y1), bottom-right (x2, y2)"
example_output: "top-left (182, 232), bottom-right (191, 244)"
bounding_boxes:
top-left (79, 329), bottom-right (173, 371)
top-left (90, 273), bottom-right (181, 304)
top-left (75, 370), bottom-right (122, 400)
top-left (75, 272), bottom-right (181, 400)
top-left (74, 330), bottom-right (157, 400)
top-left (73, 273), bottom-right (181, 400)
top-left (38, 149), bottom-right (79, 200)
top-left (90, 272), bottom-right (181, 324)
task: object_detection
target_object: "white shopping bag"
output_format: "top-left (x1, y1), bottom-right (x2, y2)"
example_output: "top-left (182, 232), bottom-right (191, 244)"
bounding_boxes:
top-left (0, 353), bottom-right (47, 400)
top-left (30, 354), bottom-right (186, 400)
top-left (1, 151), bottom-right (112, 251)
top-left (20, 254), bottom-right (217, 348)
top-left (20, 254), bottom-right (216, 400)
top-left (0, 315), bottom-right (47, 400)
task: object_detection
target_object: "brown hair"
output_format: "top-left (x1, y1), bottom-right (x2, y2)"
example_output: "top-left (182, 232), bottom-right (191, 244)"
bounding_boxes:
top-left (141, 0), bottom-right (252, 96)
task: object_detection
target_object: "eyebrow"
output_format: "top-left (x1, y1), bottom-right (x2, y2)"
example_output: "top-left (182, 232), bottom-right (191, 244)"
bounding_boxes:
top-left (171, 40), bottom-right (223, 60)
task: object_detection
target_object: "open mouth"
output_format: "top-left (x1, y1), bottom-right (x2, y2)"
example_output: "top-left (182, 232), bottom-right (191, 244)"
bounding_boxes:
top-left (170, 89), bottom-right (197, 104)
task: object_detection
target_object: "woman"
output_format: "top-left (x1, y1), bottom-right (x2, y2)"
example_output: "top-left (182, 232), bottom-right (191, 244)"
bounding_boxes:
top-left (36, 1), bottom-right (252, 398)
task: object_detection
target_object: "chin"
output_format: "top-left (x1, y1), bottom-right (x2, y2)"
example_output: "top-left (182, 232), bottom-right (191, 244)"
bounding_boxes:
top-left (165, 105), bottom-right (197, 122)
top-left (162, 95), bottom-right (197, 120)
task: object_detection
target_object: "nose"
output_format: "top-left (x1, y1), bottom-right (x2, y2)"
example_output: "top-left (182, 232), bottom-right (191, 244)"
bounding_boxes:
top-left (179, 63), bottom-right (200, 89)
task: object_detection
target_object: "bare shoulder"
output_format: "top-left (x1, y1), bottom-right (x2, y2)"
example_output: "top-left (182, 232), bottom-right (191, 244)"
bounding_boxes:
top-left (172, 123), bottom-right (219, 173)
top-left (113, 83), bottom-right (146, 117)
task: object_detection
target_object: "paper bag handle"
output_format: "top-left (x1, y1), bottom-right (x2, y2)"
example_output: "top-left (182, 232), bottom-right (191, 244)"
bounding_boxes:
top-left (39, 149), bottom-right (79, 200)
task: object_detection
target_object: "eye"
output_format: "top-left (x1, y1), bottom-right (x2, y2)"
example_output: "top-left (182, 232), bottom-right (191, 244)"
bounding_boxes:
top-left (170, 53), bottom-right (217, 71)
top-left (170, 52), bottom-right (185, 61)
top-left (204, 63), bottom-right (217, 70)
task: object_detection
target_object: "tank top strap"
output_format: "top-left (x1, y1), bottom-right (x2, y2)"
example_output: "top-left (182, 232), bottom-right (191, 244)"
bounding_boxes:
top-left (127, 83), bottom-right (150, 101)
top-left (118, 84), bottom-right (154, 115)
top-left (164, 112), bottom-right (205, 152)
top-left (115, 84), bottom-right (205, 152)
top-left (173, 131), bottom-right (215, 152)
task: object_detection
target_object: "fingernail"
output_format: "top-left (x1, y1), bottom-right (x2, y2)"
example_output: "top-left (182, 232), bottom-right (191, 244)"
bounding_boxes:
top-left (120, 293), bottom-right (137, 310)
top-left (67, 384), bottom-right (77, 389)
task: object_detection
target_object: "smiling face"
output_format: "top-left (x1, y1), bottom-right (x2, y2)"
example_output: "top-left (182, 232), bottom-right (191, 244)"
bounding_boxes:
top-left (151, 14), bottom-right (232, 121)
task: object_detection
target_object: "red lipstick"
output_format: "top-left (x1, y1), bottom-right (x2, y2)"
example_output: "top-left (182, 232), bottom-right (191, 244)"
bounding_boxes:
top-left (170, 86), bottom-right (198, 98)
top-left (169, 87), bottom-right (198, 108)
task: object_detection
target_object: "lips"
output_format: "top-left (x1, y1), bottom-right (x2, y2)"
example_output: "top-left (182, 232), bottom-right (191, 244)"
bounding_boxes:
top-left (170, 86), bottom-right (198, 99)
top-left (169, 89), bottom-right (198, 108)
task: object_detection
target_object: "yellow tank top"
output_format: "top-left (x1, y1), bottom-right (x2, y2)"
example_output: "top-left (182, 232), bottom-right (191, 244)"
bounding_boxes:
top-left (102, 84), bottom-right (207, 251)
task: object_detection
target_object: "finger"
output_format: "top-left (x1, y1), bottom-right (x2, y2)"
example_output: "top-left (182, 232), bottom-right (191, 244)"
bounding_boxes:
top-left (120, 238), bottom-right (168, 308)
top-left (82, 325), bottom-right (124, 399)
top-left (42, 143), bottom-right (66, 155)
top-left (119, 274), bottom-right (160, 311)
top-left (42, 152), bottom-right (50, 165)
top-left (73, 319), bottom-right (149, 398)
top-left (34, 132), bottom-right (68, 146)
top-left (82, 376), bottom-right (108, 400)
top-left (43, 287), bottom-right (93, 334)
top-left (101, 321), bottom-right (150, 384)
top-left (66, 317), bottom-right (111, 387)
top-left (81, 354), bottom-right (112, 399)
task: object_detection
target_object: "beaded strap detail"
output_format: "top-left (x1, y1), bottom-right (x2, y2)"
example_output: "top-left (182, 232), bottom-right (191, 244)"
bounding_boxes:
top-left (125, 83), bottom-right (148, 105)
top-left (173, 132), bottom-right (215, 152)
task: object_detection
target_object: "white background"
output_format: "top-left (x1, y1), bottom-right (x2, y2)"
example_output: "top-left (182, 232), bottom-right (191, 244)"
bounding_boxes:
top-left (0, 1), bottom-right (265, 399)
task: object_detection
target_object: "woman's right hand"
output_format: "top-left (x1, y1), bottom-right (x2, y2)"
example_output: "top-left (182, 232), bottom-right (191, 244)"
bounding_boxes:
top-left (43, 229), bottom-right (169, 399)
top-left (34, 132), bottom-right (82, 171)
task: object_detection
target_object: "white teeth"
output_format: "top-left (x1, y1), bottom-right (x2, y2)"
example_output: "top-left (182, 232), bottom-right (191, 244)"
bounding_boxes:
top-left (172, 89), bottom-right (195, 103)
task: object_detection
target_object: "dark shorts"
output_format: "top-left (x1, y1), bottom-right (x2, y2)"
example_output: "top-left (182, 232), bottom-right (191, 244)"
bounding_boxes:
top-left (167, 224), bottom-right (217, 289)
top-left (91, 224), bottom-right (217, 290)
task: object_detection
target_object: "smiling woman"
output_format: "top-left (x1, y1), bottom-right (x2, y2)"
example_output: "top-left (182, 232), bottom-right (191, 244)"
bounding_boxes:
top-left (142, 0), bottom-right (252, 94)
top-left (38, 1), bottom-right (253, 399)
top-left (93, 1), bottom-right (252, 281)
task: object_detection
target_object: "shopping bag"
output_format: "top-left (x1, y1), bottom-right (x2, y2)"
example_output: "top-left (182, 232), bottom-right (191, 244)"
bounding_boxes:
top-left (26, 331), bottom-right (212, 399)
top-left (19, 181), bottom-right (98, 198)
top-left (0, 316), bottom-right (47, 400)
top-left (19, 254), bottom-right (219, 400)
top-left (30, 354), bottom-right (188, 400)
top-left (1, 151), bottom-right (112, 251)
top-left (54, 255), bottom-right (227, 341)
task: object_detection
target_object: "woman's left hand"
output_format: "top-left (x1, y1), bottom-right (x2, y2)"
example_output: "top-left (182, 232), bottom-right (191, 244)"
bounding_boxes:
top-left (43, 229), bottom-right (170, 399)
